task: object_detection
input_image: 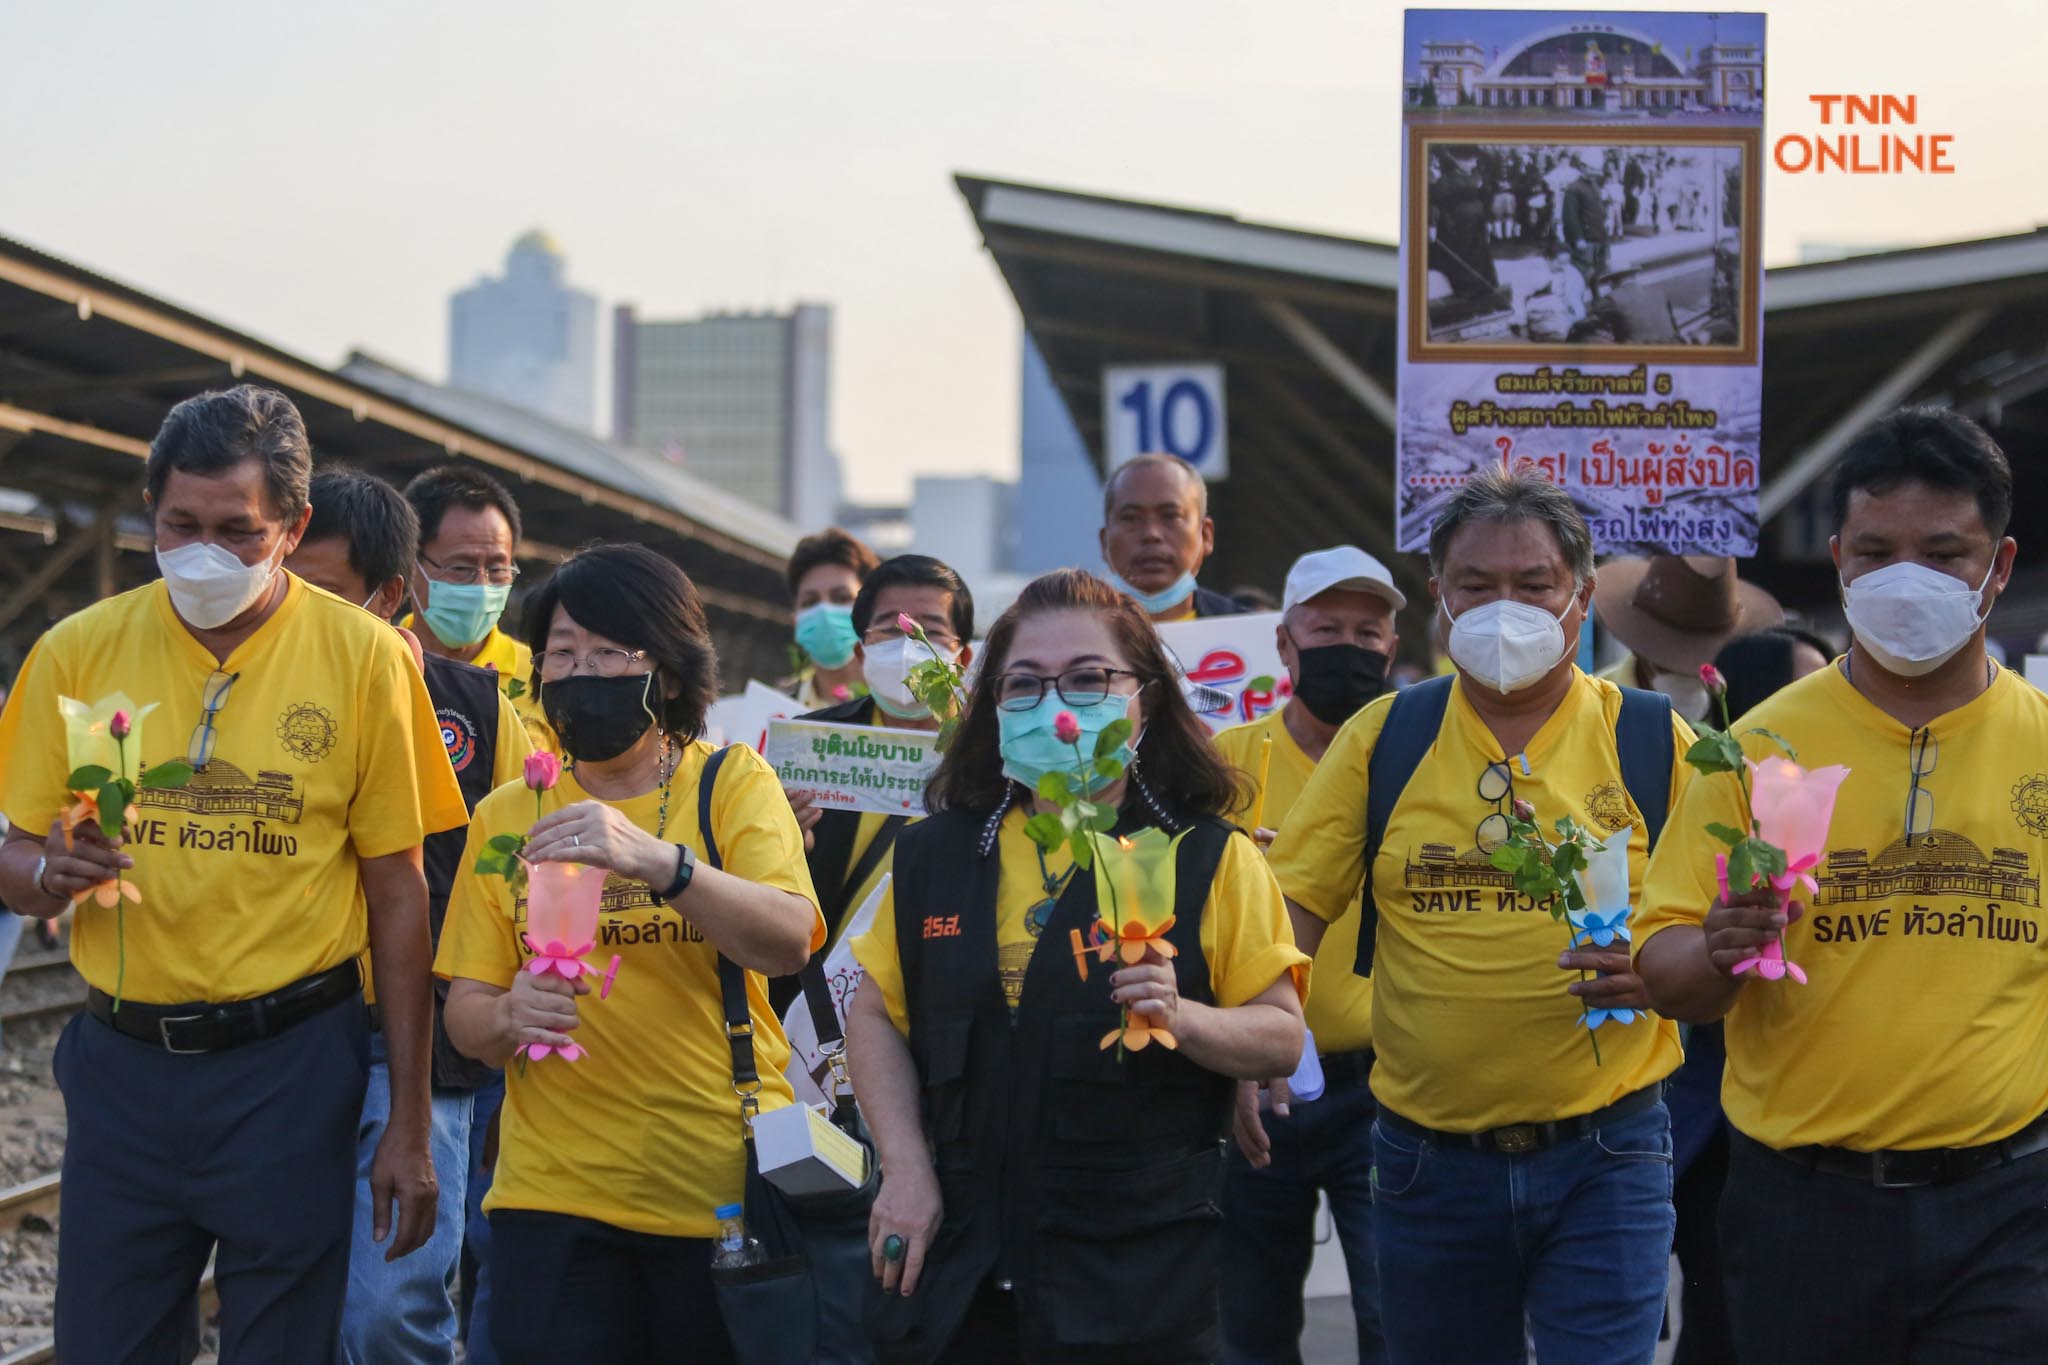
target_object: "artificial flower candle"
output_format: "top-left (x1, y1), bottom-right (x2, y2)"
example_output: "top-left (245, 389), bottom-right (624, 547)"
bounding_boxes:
top-left (59, 693), bottom-right (157, 777)
top-left (1575, 828), bottom-right (1631, 918)
top-left (1090, 828), bottom-right (1185, 956)
top-left (526, 860), bottom-right (606, 951)
top-left (1748, 757), bottom-right (1852, 888)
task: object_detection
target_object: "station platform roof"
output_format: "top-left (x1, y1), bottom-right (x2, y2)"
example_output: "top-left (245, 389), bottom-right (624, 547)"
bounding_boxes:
top-left (0, 234), bottom-right (801, 677)
top-left (958, 174), bottom-right (2048, 641)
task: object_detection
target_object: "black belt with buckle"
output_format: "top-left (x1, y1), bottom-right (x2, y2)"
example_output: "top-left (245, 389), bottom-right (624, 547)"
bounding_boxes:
top-left (1769, 1109), bottom-right (2048, 1189)
top-left (1319, 1049), bottom-right (1375, 1089)
top-left (1382, 1083), bottom-right (1665, 1154)
top-left (86, 961), bottom-right (362, 1056)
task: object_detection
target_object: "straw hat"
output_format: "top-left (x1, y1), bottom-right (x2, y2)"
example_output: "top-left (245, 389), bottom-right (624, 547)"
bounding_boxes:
top-left (1592, 555), bottom-right (1784, 674)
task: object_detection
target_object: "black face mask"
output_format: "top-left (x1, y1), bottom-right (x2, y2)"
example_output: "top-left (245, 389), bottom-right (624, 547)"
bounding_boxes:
top-left (542, 674), bottom-right (659, 763)
top-left (1291, 643), bottom-right (1390, 725)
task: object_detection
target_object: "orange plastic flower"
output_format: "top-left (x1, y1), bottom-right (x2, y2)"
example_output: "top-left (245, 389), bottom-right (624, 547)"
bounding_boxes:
top-left (60, 791), bottom-right (137, 848)
top-left (1099, 1013), bottom-right (1178, 1052)
top-left (1096, 910), bottom-right (1178, 965)
top-left (75, 876), bottom-right (140, 909)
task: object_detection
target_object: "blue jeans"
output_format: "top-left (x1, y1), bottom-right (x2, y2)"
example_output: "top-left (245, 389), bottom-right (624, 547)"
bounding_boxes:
top-left (1371, 1097), bottom-right (1675, 1365)
top-left (1221, 1069), bottom-right (1383, 1364)
top-left (464, 1075), bottom-right (505, 1365)
top-left (340, 1032), bottom-right (474, 1365)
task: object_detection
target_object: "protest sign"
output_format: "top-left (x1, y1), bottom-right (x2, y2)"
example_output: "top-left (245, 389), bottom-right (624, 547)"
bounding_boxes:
top-left (706, 679), bottom-right (803, 752)
top-left (1397, 10), bottom-right (1766, 556)
top-left (784, 874), bottom-right (891, 1108)
top-left (763, 718), bottom-right (939, 816)
top-left (1155, 611), bottom-right (1292, 734)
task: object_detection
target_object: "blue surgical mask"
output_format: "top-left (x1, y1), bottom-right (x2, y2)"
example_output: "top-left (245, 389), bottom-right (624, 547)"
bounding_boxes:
top-left (795, 602), bottom-right (859, 669)
top-left (1106, 567), bottom-right (1197, 617)
top-left (998, 692), bottom-right (1138, 796)
top-left (420, 577), bottom-right (510, 649)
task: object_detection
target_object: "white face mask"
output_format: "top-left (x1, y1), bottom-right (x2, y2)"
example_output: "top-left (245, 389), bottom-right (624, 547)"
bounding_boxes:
top-left (157, 539), bottom-right (283, 630)
top-left (1649, 670), bottom-right (1710, 718)
top-left (1443, 593), bottom-right (1577, 694)
top-left (862, 637), bottom-right (944, 720)
top-left (1841, 559), bottom-right (1995, 678)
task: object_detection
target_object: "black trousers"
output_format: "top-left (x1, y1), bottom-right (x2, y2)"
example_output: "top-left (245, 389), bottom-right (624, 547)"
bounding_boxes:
top-left (1722, 1130), bottom-right (2048, 1364)
top-left (53, 998), bottom-right (368, 1363)
top-left (931, 1279), bottom-right (1217, 1364)
top-left (489, 1208), bottom-right (735, 1364)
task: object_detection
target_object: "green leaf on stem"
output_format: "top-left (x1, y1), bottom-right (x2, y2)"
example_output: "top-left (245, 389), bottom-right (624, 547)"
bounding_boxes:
top-left (1037, 772), bottom-right (1075, 803)
top-left (67, 765), bottom-right (113, 792)
top-left (1094, 756), bottom-right (1124, 780)
top-left (1246, 675), bottom-right (1275, 692)
top-left (1683, 730), bottom-right (1746, 775)
top-left (1068, 831), bottom-right (1096, 869)
top-left (1742, 727), bottom-right (1799, 763)
top-left (934, 715), bottom-right (961, 753)
top-left (1704, 822), bottom-right (1747, 848)
top-left (1489, 845), bottom-right (1527, 875)
top-left (97, 779), bottom-right (129, 842)
top-left (488, 833), bottom-right (528, 855)
top-left (1092, 718), bottom-right (1134, 760)
top-left (138, 760), bottom-right (195, 790)
top-left (1023, 812), bottom-right (1064, 849)
top-left (504, 678), bottom-right (527, 700)
top-left (1086, 804), bottom-right (1119, 834)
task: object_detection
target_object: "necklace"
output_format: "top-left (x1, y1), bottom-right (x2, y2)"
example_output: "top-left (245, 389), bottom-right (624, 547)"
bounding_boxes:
top-left (1025, 842), bottom-right (1075, 939)
top-left (654, 733), bottom-right (676, 839)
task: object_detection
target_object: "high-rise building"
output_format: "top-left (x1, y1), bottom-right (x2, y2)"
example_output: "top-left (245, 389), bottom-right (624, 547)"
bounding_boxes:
top-left (612, 302), bottom-right (841, 527)
top-left (448, 230), bottom-right (598, 432)
top-left (910, 475), bottom-right (1017, 585)
top-left (1013, 332), bottom-right (1104, 575)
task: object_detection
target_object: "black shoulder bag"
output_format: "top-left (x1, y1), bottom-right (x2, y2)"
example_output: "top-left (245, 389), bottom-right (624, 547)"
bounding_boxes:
top-left (700, 745), bottom-right (881, 1365)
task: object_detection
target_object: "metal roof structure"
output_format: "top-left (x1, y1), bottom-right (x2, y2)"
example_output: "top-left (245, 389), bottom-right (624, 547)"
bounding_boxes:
top-left (0, 234), bottom-right (802, 681)
top-left (959, 174), bottom-right (2048, 643)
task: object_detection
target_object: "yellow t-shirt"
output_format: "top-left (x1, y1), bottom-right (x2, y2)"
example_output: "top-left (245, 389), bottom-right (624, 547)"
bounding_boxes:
top-left (1217, 706), bottom-right (1373, 1054)
top-left (0, 576), bottom-right (466, 1003)
top-left (436, 741), bottom-right (826, 1238)
top-left (1638, 664), bottom-right (2048, 1151)
top-left (851, 809), bottom-right (1309, 1036)
top-left (1269, 671), bottom-right (1692, 1130)
top-left (836, 811), bottom-right (898, 950)
top-left (363, 686), bottom-right (533, 1005)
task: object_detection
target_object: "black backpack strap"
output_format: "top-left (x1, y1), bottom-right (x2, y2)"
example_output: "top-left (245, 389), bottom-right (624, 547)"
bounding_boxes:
top-left (1355, 676), bottom-right (1455, 978)
top-left (704, 744), bottom-right (845, 1110)
top-left (1613, 686), bottom-right (1675, 850)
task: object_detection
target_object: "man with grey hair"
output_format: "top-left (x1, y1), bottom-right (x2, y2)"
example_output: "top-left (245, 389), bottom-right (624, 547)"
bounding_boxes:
top-left (1267, 466), bottom-right (1696, 1364)
top-left (0, 386), bottom-right (465, 1359)
top-left (1099, 452), bottom-right (1245, 622)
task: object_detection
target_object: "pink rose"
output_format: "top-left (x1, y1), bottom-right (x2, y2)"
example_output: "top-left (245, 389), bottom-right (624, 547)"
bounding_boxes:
top-left (897, 612), bottom-right (919, 636)
top-left (1512, 797), bottom-right (1536, 822)
top-left (110, 710), bottom-right (132, 740)
top-left (1699, 664), bottom-right (1727, 695)
top-left (831, 684), bottom-right (852, 702)
top-left (524, 751), bottom-right (562, 792)
top-left (1054, 711), bottom-right (1082, 744)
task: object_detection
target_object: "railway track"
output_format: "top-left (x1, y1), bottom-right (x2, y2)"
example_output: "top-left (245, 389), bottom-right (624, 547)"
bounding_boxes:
top-left (0, 954), bottom-right (83, 1028)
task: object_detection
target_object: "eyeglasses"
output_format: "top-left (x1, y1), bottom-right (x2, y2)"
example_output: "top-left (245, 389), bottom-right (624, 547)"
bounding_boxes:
top-left (536, 647), bottom-right (649, 682)
top-left (995, 667), bottom-right (1144, 713)
top-left (1476, 761), bottom-right (1515, 853)
top-left (188, 669), bottom-right (240, 770)
top-left (1905, 730), bottom-right (1937, 845)
top-left (419, 552), bottom-right (520, 588)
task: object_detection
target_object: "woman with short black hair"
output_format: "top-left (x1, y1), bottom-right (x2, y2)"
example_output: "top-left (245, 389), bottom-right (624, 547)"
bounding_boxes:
top-left (846, 569), bottom-right (1307, 1363)
top-left (439, 542), bottom-right (824, 1363)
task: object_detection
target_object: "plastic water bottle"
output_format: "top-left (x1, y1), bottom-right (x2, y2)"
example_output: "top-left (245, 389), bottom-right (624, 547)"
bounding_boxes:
top-left (710, 1203), bottom-right (764, 1269)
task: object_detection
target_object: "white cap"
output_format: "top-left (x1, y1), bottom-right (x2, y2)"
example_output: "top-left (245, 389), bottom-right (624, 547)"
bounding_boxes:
top-left (1282, 546), bottom-right (1407, 613)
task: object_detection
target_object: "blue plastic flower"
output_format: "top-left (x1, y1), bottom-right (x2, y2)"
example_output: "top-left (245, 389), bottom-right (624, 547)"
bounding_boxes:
top-left (1581, 1005), bottom-right (1639, 1030)
top-left (1569, 907), bottom-right (1632, 949)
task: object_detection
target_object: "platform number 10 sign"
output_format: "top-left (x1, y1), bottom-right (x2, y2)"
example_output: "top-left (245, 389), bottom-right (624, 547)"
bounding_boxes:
top-left (1102, 363), bottom-right (1227, 480)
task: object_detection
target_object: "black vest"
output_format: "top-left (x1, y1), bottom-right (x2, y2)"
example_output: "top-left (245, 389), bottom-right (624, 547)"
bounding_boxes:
top-left (868, 806), bottom-right (1234, 1362)
top-left (421, 653), bottom-right (505, 1092)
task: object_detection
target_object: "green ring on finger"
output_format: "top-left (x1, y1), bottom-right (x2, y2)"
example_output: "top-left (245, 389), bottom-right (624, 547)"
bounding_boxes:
top-left (883, 1234), bottom-right (905, 1262)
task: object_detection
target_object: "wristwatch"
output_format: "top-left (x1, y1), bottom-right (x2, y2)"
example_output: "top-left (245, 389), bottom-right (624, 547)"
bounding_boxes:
top-left (652, 843), bottom-right (697, 904)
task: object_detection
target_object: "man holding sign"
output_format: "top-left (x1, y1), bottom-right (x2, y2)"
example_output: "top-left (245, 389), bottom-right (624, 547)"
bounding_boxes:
top-left (1216, 547), bottom-right (1403, 1365)
top-left (780, 555), bottom-right (973, 1014)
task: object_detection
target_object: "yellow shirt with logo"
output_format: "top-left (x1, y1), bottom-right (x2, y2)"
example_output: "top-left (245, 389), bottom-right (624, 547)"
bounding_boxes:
top-left (1638, 664), bottom-right (2048, 1151)
top-left (851, 808), bottom-right (1309, 1036)
top-left (0, 576), bottom-right (466, 1003)
top-left (1269, 671), bottom-right (1692, 1131)
top-left (1217, 706), bottom-right (1373, 1055)
top-left (436, 741), bottom-right (826, 1238)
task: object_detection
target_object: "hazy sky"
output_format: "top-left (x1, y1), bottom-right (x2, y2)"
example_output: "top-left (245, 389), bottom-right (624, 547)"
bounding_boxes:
top-left (2, 1), bottom-right (2040, 504)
